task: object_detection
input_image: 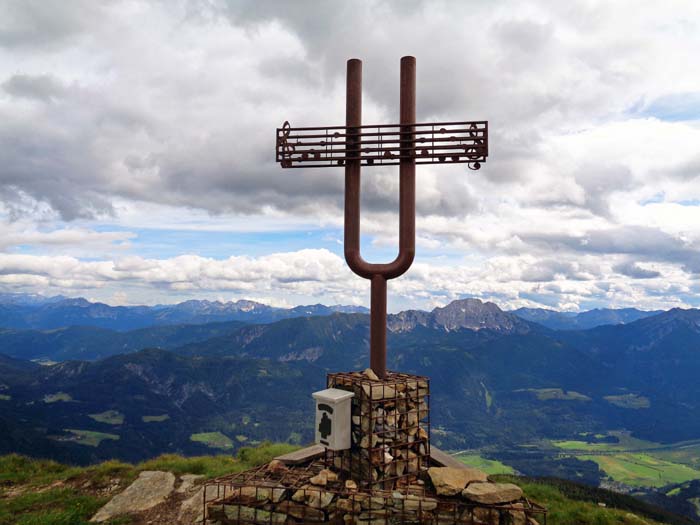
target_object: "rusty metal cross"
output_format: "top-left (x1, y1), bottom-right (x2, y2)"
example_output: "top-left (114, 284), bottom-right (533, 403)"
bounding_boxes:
top-left (276, 56), bottom-right (488, 379)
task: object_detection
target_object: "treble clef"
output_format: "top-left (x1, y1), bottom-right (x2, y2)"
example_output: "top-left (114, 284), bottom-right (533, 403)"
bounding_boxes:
top-left (278, 121), bottom-right (295, 168)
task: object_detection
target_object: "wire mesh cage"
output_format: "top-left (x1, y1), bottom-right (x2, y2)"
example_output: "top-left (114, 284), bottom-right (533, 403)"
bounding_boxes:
top-left (205, 461), bottom-right (547, 525)
top-left (325, 371), bottom-right (431, 490)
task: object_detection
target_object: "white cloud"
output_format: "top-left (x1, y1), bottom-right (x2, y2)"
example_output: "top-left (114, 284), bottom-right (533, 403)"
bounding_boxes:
top-left (0, 248), bottom-right (696, 312)
top-left (1, 0), bottom-right (699, 310)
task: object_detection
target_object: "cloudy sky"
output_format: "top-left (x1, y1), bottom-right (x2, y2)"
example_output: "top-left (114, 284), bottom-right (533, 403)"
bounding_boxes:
top-left (1, 0), bottom-right (699, 312)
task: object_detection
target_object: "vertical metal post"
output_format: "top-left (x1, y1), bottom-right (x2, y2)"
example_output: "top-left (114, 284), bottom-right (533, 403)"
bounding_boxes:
top-left (345, 58), bottom-right (362, 284)
top-left (370, 275), bottom-right (387, 376)
top-left (399, 56), bottom-right (416, 271)
top-left (344, 57), bottom-right (416, 380)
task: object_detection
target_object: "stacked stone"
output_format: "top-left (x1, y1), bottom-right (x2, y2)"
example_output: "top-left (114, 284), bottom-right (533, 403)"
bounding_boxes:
top-left (206, 462), bottom-right (544, 525)
top-left (327, 369), bottom-right (430, 490)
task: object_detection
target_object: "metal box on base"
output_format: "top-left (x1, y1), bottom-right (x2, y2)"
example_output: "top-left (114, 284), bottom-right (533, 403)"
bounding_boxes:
top-left (312, 388), bottom-right (354, 450)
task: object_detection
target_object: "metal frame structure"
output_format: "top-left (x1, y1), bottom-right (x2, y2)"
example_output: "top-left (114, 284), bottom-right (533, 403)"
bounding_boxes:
top-left (205, 461), bottom-right (547, 525)
top-left (326, 371), bottom-right (431, 490)
top-left (275, 56), bottom-right (489, 379)
top-left (275, 120), bottom-right (488, 169)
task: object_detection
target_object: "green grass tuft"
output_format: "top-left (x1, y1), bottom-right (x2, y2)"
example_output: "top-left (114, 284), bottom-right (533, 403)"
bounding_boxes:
top-left (0, 488), bottom-right (109, 525)
top-left (236, 442), bottom-right (299, 467)
top-left (137, 454), bottom-right (239, 479)
top-left (73, 460), bottom-right (137, 487)
top-left (0, 442), bottom-right (302, 524)
top-left (496, 476), bottom-right (666, 525)
top-left (0, 455), bottom-right (77, 486)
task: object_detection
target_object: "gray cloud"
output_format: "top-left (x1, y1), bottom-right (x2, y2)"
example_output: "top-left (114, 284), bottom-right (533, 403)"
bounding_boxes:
top-left (0, 0), bottom-right (101, 50)
top-left (0, 0), bottom-right (696, 223)
top-left (520, 259), bottom-right (598, 282)
top-left (521, 226), bottom-right (700, 274)
top-left (613, 261), bottom-right (661, 279)
top-left (2, 74), bottom-right (66, 101)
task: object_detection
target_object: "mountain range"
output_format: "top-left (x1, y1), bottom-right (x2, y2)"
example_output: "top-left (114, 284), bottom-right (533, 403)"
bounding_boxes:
top-left (2, 296), bottom-right (699, 452)
top-left (0, 292), bottom-right (660, 333)
top-left (0, 294), bottom-right (368, 331)
top-left (2, 294), bottom-right (700, 518)
top-left (512, 306), bottom-right (663, 330)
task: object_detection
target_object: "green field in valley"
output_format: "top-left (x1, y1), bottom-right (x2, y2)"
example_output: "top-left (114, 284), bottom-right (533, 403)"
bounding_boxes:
top-left (455, 453), bottom-right (515, 475)
top-left (42, 392), bottom-right (72, 403)
top-left (88, 410), bottom-right (124, 425)
top-left (653, 443), bottom-right (700, 470)
top-left (190, 431), bottom-right (234, 450)
top-left (604, 394), bottom-right (651, 409)
top-left (142, 414), bottom-right (170, 423)
top-left (580, 453), bottom-right (700, 488)
top-left (56, 429), bottom-right (120, 448)
top-left (552, 431), bottom-right (660, 452)
top-left (551, 431), bottom-right (700, 488)
top-left (516, 388), bottom-right (591, 402)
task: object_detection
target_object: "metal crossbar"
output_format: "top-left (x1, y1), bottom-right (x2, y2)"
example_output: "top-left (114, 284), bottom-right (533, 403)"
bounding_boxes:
top-left (276, 121), bottom-right (487, 169)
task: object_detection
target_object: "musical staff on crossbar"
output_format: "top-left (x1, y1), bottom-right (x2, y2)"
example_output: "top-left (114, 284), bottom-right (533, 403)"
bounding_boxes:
top-left (276, 121), bottom-right (488, 170)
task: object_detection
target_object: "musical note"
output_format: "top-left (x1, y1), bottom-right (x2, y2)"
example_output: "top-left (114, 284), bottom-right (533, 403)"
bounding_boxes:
top-left (277, 121), bottom-right (486, 170)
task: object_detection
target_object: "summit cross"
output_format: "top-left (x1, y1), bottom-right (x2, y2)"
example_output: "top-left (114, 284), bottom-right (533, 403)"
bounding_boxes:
top-left (276, 56), bottom-right (489, 379)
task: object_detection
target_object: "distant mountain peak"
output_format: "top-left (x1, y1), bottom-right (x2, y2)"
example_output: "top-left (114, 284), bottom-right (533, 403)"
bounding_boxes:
top-left (432, 298), bottom-right (530, 332)
top-left (389, 298), bottom-right (531, 333)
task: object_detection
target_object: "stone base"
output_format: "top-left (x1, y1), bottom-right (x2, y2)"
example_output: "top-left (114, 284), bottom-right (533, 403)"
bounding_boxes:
top-left (326, 370), bottom-right (431, 490)
top-left (205, 460), bottom-right (546, 525)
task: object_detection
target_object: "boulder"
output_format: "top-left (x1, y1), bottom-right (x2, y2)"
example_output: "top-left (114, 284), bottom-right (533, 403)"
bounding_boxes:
top-left (461, 482), bottom-right (523, 504)
top-left (176, 474), bottom-right (205, 494)
top-left (179, 483), bottom-right (219, 523)
top-left (427, 467), bottom-right (488, 496)
top-left (91, 471), bottom-right (176, 522)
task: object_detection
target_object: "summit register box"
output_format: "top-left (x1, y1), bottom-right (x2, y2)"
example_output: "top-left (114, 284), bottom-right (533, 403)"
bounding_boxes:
top-left (312, 388), bottom-right (354, 450)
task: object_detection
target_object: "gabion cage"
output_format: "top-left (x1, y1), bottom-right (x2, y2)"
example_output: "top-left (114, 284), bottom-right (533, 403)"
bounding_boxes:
top-left (205, 461), bottom-right (547, 525)
top-left (326, 371), bottom-right (431, 490)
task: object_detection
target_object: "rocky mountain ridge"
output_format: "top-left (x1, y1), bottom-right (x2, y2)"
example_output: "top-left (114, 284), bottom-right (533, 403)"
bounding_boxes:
top-left (390, 298), bottom-right (533, 333)
top-left (0, 295), bottom-right (369, 331)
